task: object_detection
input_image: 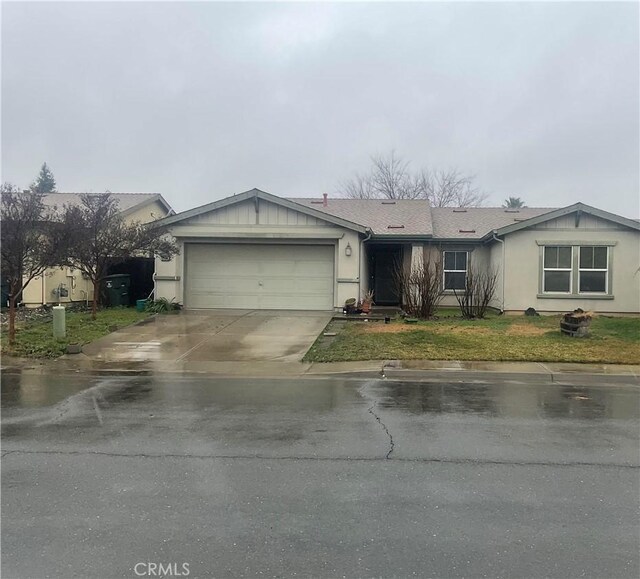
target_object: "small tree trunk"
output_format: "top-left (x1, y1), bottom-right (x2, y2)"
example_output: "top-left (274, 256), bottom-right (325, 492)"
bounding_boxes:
top-left (8, 294), bottom-right (17, 345)
top-left (92, 279), bottom-right (99, 320)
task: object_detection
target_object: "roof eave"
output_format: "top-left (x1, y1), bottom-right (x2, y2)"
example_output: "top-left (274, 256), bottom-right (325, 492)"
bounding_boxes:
top-left (119, 193), bottom-right (175, 219)
top-left (493, 203), bottom-right (640, 237)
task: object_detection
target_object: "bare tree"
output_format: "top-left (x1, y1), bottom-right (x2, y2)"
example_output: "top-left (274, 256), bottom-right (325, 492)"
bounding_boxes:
top-left (338, 151), bottom-right (488, 207)
top-left (62, 193), bottom-right (178, 320)
top-left (393, 254), bottom-right (444, 319)
top-left (0, 189), bottom-right (62, 344)
top-left (453, 266), bottom-right (499, 319)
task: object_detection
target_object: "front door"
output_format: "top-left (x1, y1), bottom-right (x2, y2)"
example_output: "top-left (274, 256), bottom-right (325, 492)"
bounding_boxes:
top-left (370, 246), bottom-right (402, 305)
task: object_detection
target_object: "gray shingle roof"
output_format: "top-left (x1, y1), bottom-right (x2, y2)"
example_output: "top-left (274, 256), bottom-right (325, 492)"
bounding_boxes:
top-left (430, 207), bottom-right (555, 239)
top-left (288, 197), bottom-right (433, 236)
top-left (39, 192), bottom-right (167, 214)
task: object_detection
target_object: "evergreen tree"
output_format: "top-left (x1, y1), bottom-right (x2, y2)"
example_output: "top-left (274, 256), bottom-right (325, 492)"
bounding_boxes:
top-left (30, 162), bottom-right (57, 193)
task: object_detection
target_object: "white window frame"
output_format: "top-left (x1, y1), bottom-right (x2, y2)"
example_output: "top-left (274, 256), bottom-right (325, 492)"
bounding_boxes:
top-left (579, 246), bottom-right (608, 294)
top-left (443, 250), bottom-right (468, 291)
top-left (543, 246), bottom-right (573, 294)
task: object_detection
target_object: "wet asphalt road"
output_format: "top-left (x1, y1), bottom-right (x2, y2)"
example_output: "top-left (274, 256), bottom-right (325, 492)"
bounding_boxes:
top-left (2, 370), bottom-right (639, 579)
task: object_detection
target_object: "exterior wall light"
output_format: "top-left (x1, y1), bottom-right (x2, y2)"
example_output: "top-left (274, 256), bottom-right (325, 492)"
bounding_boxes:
top-left (345, 243), bottom-right (352, 257)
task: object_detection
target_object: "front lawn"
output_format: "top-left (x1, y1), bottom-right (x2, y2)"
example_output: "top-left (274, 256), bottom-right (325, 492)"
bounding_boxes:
top-left (1, 308), bottom-right (152, 358)
top-left (304, 313), bottom-right (640, 364)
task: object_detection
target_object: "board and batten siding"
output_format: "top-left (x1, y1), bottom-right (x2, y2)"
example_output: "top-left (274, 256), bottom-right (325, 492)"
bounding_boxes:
top-left (185, 199), bottom-right (330, 227)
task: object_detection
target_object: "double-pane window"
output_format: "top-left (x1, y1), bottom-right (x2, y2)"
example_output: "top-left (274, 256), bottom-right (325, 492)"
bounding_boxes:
top-left (543, 246), bottom-right (572, 293)
top-left (443, 251), bottom-right (467, 290)
top-left (579, 246), bottom-right (608, 293)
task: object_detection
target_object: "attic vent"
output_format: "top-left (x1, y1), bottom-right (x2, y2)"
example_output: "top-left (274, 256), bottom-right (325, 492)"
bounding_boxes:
top-left (387, 225), bottom-right (405, 229)
top-left (452, 209), bottom-right (467, 213)
top-left (504, 209), bottom-right (520, 213)
top-left (310, 200), bottom-right (324, 204)
top-left (458, 229), bottom-right (476, 233)
top-left (381, 201), bottom-right (397, 205)
top-left (513, 218), bottom-right (526, 222)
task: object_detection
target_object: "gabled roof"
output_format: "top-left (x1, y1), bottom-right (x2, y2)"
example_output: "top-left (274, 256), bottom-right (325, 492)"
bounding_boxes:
top-left (158, 188), bottom-right (369, 233)
top-left (40, 192), bottom-right (173, 218)
top-left (490, 202), bottom-right (640, 238)
top-left (290, 197), bottom-right (432, 236)
top-left (431, 207), bottom-right (554, 239)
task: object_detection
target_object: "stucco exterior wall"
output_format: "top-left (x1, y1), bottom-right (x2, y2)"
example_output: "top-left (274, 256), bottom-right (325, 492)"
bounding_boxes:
top-left (22, 199), bottom-right (170, 306)
top-left (124, 199), bottom-right (171, 224)
top-left (502, 227), bottom-right (640, 314)
top-left (421, 243), bottom-right (492, 308)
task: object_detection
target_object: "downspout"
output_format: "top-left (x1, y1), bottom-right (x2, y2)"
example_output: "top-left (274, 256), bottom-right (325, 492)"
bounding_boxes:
top-left (492, 231), bottom-right (505, 313)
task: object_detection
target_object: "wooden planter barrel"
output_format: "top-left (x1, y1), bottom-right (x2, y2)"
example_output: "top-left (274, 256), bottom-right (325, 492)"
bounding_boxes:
top-left (560, 315), bottom-right (592, 337)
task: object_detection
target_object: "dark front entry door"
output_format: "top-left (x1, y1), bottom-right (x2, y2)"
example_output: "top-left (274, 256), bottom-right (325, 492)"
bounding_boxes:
top-left (370, 246), bottom-right (402, 305)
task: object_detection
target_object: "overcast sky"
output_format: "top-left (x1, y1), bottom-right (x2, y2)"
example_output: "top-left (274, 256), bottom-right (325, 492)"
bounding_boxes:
top-left (2, 1), bottom-right (638, 217)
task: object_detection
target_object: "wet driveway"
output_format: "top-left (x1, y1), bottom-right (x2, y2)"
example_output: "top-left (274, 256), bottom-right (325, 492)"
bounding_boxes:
top-left (80, 309), bottom-right (332, 363)
top-left (2, 370), bottom-right (639, 578)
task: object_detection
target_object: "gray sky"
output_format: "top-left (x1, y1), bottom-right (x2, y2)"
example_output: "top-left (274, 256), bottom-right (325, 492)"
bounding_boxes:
top-left (2, 1), bottom-right (638, 217)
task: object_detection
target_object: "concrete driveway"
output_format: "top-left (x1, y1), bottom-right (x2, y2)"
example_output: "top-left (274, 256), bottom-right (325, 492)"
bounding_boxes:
top-left (81, 310), bottom-right (332, 364)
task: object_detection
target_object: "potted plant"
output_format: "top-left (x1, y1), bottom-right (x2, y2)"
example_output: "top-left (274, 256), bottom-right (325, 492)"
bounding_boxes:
top-left (360, 290), bottom-right (374, 314)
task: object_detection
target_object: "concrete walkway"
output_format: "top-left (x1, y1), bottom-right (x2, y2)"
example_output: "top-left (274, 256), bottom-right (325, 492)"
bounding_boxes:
top-left (80, 309), bottom-right (332, 364)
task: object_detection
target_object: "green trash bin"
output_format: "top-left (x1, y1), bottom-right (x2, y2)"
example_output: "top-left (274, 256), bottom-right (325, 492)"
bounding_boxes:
top-left (1, 281), bottom-right (10, 308)
top-left (136, 299), bottom-right (147, 312)
top-left (103, 274), bottom-right (131, 307)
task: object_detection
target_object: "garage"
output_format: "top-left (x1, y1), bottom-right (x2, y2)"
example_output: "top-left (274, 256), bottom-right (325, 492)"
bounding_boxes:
top-left (184, 243), bottom-right (335, 310)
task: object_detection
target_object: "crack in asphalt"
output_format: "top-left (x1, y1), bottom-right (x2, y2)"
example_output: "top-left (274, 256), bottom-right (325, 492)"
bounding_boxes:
top-left (2, 448), bottom-right (637, 468)
top-left (367, 403), bottom-right (395, 459)
top-left (359, 381), bottom-right (395, 459)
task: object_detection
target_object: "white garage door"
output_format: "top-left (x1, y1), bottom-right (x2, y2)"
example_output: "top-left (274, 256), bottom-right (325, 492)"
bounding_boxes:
top-left (184, 243), bottom-right (335, 310)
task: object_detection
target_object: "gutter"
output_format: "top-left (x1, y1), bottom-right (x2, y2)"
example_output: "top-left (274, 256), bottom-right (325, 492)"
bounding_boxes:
top-left (492, 231), bottom-right (505, 313)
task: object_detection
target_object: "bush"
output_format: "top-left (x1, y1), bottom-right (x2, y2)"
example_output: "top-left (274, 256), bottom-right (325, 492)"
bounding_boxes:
top-left (453, 267), bottom-right (498, 319)
top-left (144, 298), bottom-right (181, 313)
top-left (393, 256), bottom-right (444, 319)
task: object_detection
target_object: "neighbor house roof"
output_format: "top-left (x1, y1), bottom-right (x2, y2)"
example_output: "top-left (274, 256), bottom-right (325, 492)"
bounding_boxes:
top-left (40, 192), bottom-right (174, 217)
top-left (289, 197), bottom-right (433, 236)
top-left (430, 207), bottom-right (554, 239)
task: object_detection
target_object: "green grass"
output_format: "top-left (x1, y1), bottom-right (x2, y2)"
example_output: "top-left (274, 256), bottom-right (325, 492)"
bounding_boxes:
top-left (304, 313), bottom-right (640, 365)
top-left (1, 308), bottom-right (152, 358)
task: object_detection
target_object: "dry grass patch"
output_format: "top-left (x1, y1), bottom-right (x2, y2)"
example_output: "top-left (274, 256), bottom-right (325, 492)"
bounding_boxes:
top-left (505, 324), bottom-right (549, 337)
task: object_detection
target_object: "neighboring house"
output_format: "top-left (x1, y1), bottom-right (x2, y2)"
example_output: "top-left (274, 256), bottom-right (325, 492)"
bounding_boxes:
top-left (155, 188), bottom-right (640, 314)
top-left (22, 193), bottom-right (173, 307)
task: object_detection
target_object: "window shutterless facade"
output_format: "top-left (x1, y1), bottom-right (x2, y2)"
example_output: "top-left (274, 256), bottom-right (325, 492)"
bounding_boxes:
top-left (443, 251), bottom-right (468, 290)
top-left (543, 246), bottom-right (572, 293)
top-left (579, 246), bottom-right (608, 293)
top-left (540, 244), bottom-right (612, 297)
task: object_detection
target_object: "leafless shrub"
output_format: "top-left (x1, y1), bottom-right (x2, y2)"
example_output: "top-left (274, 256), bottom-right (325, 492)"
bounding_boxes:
top-left (393, 256), bottom-right (444, 319)
top-left (453, 267), bottom-right (499, 319)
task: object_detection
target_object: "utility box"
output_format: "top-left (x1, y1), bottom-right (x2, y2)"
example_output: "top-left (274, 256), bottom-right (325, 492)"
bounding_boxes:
top-left (53, 305), bottom-right (66, 338)
top-left (103, 274), bottom-right (131, 307)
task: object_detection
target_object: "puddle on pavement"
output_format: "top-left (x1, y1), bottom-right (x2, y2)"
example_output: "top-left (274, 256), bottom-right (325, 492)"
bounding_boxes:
top-left (377, 381), bottom-right (639, 420)
top-left (1, 371), bottom-right (638, 421)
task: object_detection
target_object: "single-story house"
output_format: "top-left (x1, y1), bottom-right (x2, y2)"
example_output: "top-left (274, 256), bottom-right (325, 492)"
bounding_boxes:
top-left (154, 188), bottom-right (640, 314)
top-left (22, 192), bottom-right (173, 307)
